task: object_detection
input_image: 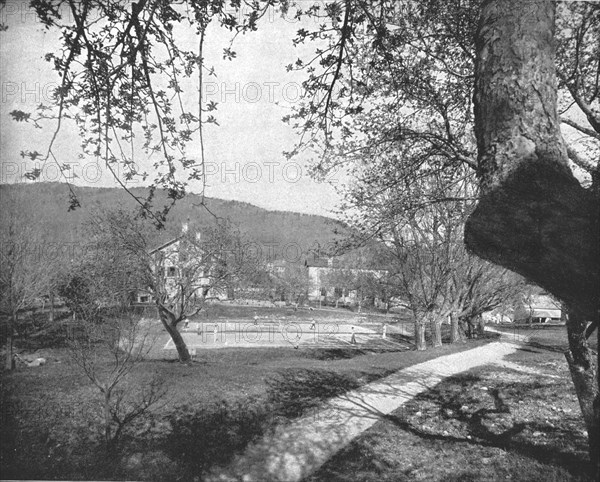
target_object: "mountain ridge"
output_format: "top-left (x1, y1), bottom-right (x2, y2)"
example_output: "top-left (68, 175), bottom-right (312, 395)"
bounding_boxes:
top-left (0, 182), bottom-right (346, 260)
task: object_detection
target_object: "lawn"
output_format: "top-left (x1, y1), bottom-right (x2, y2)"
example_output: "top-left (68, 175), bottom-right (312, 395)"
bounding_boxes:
top-left (307, 324), bottom-right (597, 481)
top-left (0, 305), bottom-right (495, 481)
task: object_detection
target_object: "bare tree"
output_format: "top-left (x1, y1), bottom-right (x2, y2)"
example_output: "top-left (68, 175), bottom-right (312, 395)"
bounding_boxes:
top-left (0, 207), bottom-right (57, 370)
top-left (68, 312), bottom-right (166, 451)
top-left (85, 209), bottom-right (259, 363)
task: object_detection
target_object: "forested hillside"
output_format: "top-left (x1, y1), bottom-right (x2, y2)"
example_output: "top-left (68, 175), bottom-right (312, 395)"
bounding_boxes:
top-left (0, 183), bottom-right (345, 260)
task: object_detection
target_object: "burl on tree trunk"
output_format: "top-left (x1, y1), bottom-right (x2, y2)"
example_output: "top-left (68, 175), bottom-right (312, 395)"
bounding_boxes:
top-left (466, 0), bottom-right (599, 470)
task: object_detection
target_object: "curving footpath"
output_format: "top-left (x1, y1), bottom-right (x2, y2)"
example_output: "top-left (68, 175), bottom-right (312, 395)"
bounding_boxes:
top-left (209, 332), bottom-right (528, 482)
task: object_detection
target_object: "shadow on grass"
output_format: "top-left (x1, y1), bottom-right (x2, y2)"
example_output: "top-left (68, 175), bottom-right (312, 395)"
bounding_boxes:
top-left (306, 368), bottom-right (594, 481)
top-left (381, 373), bottom-right (594, 480)
top-left (305, 348), bottom-right (368, 360)
top-left (165, 396), bottom-right (270, 479)
top-left (388, 333), bottom-right (416, 346)
top-left (165, 368), bottom-right (365, 479)
top-left (524, 341), bottom-right (568, 353)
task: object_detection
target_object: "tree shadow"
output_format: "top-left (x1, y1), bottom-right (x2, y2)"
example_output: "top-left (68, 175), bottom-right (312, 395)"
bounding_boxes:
top-left (379, 374), bottom-right (593, 479)
top-left (388, 332), bottom-right (415, 346)
top-left (166, 368), bottom-right (368, 480)
top-left (175, 364), bottom-right (593, 481)
top-left (165, 396), bottom-right (272, 479)
top-left (265, 368), bottom-right (363, 418)
top-left (207, 366), bottom-right (467, 480)
top-left (298, 370), bottom-right (593, 481)
top-left (524, 341), bottom-right (568, 353)
top-left (305, 348), bottom-right (367, 360)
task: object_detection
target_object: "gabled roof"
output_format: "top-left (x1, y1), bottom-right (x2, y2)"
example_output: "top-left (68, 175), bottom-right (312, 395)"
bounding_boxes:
top-left (149, 236), bottom-right (182, 255)
top-left (149, 234), bottom-right (208, 256)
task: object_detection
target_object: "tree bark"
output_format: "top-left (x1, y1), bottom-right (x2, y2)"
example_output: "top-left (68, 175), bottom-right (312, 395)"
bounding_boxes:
top-left (49, 292), bottom-right (55, 323)
top-left (466, 0), bottom-right (599, 319)
top-left (430, 316), bottom-right (443, 348)
top-left (4, 333), bottom-right (13, 370)
top-left (564, 308), bottom-right (599, 465)
top-left (476, 314), bottom-right (486, 337)
top-left (450, 313), bottom-right (464, 343)
top-left (157, 306), bottom-right (191, 363)
top-left (103, 390), bottom-right (112, 449)
top-left (414, 319), bottom-right (426, 351)
top-left (4, 312), bottom-right (17, 371)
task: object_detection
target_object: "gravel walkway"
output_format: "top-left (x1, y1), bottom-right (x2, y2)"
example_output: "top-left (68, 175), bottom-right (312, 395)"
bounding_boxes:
top-left (209, 338), bottom-right (523, 482)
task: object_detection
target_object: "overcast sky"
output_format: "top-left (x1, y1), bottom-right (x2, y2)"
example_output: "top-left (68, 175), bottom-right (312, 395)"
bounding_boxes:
top-left (0, 3), bottom-right (342, 217)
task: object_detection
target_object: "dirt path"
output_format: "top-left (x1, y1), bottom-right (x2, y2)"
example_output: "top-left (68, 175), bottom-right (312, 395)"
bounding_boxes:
top-left (208, 337), bottom-right (524, 482)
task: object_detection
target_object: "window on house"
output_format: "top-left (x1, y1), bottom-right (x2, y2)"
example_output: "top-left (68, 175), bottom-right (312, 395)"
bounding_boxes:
top-left (334, 287), bottom-right (343, 298)
top-left (320, 288), bottom-right (327, 297)
top-left (344, 289), bottom-right (350, 297)
top-left (139, 295), bottom-right (149, 303)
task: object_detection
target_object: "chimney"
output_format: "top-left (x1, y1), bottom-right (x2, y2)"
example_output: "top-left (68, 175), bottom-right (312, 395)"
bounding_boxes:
top-left (182, 216), bottom-right (190, 234)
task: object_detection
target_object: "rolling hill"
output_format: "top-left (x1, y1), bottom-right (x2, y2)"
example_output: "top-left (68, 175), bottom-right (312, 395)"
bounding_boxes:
top-left (0, 182), bottom-right (346, 261)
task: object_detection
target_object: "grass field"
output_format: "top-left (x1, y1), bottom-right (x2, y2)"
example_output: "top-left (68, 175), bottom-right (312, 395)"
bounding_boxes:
top-left (3, 307), bottom-right (594, 481)
top-left (0, 304), bottom-right (491, 481)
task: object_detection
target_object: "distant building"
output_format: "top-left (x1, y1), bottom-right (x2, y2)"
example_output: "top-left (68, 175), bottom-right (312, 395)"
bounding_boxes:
top-left (304, 254), bottom-right (388, 305)
top-left (513, 293), bottom-right (562, 323)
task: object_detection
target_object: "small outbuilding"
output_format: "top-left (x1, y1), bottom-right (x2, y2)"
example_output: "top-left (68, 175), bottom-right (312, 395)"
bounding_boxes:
top-left (513, 294), bottom-right (562, 323)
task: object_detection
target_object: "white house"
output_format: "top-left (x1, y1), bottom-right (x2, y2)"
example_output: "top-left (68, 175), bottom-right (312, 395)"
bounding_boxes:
top-left (134, 227), bottom-right (226, 304)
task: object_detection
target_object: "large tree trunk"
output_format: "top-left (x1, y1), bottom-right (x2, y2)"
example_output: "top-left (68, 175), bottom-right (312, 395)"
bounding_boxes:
top-left (430, 316), bottom-right (443, 348)
top-left (157, 306), bottom-right (191, 363)
top-left (476, 314), bottom-right (486, 337)
top-left (467, 0), bottom-right (599, 472)
top-left (103, 390), bottom-right (112, 449)
top-left (564, 308), bottom-right (599, 464)
top-left (49, 292), bottom-right (55, 323)
top-left (4, 333), bottom-right (13, 370)
top-left (4, 312), bottom-right (17, 371)
top-left (414, 318), bottom-right (426, 351)
top-left (450, 313), bottom-right (464, 344)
